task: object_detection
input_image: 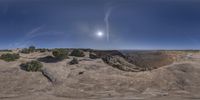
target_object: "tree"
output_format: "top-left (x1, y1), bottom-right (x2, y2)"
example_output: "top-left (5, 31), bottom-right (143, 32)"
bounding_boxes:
top-left (29, 45), bottom-right (36, 52)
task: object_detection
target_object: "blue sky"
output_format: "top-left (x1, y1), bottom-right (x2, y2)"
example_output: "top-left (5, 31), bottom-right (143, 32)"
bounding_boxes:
top-left (1, 0), bottom-right (200, 49)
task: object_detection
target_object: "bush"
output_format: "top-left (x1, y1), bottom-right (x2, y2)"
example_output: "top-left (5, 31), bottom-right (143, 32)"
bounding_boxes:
top-left (20, 61), bottom-right (43, 72)
top-left (70, 49), bottom-right (85, 57)
top-left (38, 48), bottom-right (47, 53)
top-left (29, 45), bottom-right (36, 52)
top-left (0, 49), bottom-right (12, 52)
top-left (21, 48), bottom-right (30, 54)
top-left (69, 58), bottom-right (79, 65)
top-left (52, 49), bottom-right (68, 60)
top-left (20, 46), bottom-right (36, 54)
top-left (0, 53), bottom-right (20, 62)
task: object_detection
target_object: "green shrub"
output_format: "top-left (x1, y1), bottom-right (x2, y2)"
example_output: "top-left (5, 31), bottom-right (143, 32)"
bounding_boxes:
top-left (52, 49), bottom-right (68, 60)
top-left (69, 58), bottom-right (79, 65)
top-left (21, 48), bottom-right (30, 54)
top-left (70, 49), bottom-right (85, 57)
top-left (20, 61), bottom-right (43, 72)
top-left (29, 45), bottom-right (36, 52)
top-left (38, 48), bottom-right (47, 53)
top-left (20, 46), bottom-right (36, 54)
top-left (0, 49), bottom-right (12, 52)
top-left (0, 53), bottom-right (20, 62)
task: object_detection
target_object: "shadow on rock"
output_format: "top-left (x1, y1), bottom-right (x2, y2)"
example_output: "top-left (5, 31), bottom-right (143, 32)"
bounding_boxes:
top-left (37, 56), bottom-right (61, 63)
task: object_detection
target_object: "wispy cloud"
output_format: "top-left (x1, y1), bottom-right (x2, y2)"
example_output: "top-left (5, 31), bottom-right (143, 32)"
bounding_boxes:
top-left (104, 2), bottom-right (118, 42)
top-left (9, 25), bottom-right (66, 48)
top-left (25, 25), bottom-right (44, 38)
top-left (104, 7), bottom-right (113, 42)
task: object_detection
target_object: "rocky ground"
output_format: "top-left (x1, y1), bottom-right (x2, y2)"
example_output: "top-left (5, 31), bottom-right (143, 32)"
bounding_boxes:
top-left (0, 51), bottom-right (200, 100)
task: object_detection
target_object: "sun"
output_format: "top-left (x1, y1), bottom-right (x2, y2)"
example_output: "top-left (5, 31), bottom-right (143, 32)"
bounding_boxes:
top-left (96, 31), bottom-right (104, 37)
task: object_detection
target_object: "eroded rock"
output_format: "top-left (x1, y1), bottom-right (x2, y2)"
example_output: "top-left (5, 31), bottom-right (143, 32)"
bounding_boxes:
top-left (102, 55), bottom-right (141, 72)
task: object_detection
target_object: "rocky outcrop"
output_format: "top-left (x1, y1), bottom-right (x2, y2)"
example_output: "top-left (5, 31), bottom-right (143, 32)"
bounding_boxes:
top-left (42, 68), bottom-right (57, 83)
top-left (102, 55), bottom-right (141, 72)
top-left (93, 50), bottom-right (125, 58)
top-left (89, 52), bottom-right (98, 59)
top-left (124, 51), bottom-right (174, 70)
top-left (41, 64), bottom-right (70, 84)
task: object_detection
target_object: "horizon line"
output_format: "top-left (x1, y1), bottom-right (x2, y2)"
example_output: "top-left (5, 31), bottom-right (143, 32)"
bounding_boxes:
top-left (1, 47), bottom-right (200, 51)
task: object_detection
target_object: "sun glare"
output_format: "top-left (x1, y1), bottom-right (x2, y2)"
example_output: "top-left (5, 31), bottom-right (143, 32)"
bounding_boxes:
top-left (96, 31), bottom-right (104, 37)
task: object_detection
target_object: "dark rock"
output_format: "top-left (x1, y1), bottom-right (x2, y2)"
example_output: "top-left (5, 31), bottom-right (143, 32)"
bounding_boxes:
top-left (89, 52), bottom-right (98, 59)
top-left (69, 58), bottom-right (79, 65)
top-left (78, 71), bottom-right (84, 75)
top-left (42, 68), bottom-right (57, 83)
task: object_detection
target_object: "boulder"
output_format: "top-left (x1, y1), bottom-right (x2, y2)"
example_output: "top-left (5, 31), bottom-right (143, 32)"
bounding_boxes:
top-left (89, 52), bottom-right (98, 59)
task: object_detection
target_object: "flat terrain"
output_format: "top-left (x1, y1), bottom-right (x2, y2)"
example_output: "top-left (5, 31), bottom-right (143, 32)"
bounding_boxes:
top-left (1, 50), bottom-right (200, 100)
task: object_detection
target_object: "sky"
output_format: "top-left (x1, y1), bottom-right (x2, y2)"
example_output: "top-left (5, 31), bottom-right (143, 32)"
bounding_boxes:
top-left (1, 0), bottom-right (200, 50)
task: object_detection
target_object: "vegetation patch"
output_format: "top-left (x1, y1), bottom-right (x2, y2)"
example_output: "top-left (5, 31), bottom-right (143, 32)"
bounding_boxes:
top-left (0, 53), bottom-right (20, 62)
top-left (21, 46), bottom-right (36, 54)
top-left (29, 45), bottom-right (36, 52)
top-left (52, 49), bottom-right (68, 60)
top-left (36, 48), bottom-right (47, 53)
top-left (21, 48), bottom-right (30, 54)
top-left (0, 49), bottom-right (12, 52)
top-left (20, 60), bottom-right (43, 72)
top-left (70, 49), bottom-right (85, 57)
